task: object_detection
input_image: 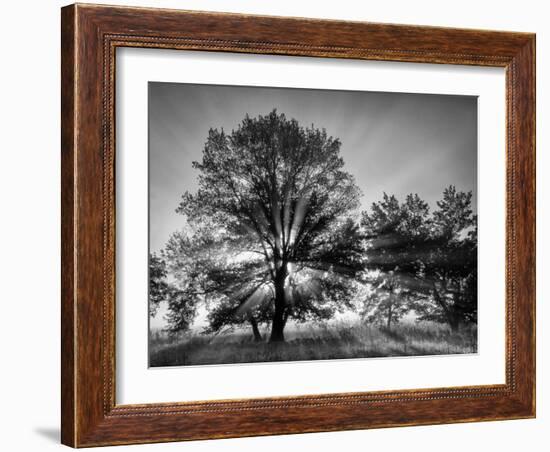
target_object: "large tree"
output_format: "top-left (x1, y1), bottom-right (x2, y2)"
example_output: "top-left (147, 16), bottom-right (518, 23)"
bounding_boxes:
top-left (173, 110), bottom-right (364, 342)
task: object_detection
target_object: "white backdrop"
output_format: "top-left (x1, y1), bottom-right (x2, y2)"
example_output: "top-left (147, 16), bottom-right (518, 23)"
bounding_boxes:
top-left (0, 1), bottom-right (546, 451)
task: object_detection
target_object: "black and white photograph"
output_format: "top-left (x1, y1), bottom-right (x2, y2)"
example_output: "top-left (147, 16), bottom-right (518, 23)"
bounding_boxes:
top-left (148, 82), bottom-right (478, 367)
top-left (1, 0), bottom-right (542, 450)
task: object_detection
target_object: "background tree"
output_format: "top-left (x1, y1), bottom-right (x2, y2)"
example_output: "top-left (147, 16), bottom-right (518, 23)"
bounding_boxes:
top-left (361, 187), bottom-right (477, 332)
top-left (149, 247), bottom-right (201, 333)
top-left (413, 187), bottom-right (477, 331)
top-left (172, 110), bottom-right (364, 342)
top-left (149, 251), bottom-right (198, 335)
top-left (361, 270), bottom-right (414, 330)
top-left (360, 193), bottom-right (431, 323)
top-left (149, 253), bottom-right (169, 317)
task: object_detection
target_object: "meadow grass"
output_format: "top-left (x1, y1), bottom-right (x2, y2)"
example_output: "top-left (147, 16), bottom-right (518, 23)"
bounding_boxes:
top-left (149, 320), bottom-right (477, 367)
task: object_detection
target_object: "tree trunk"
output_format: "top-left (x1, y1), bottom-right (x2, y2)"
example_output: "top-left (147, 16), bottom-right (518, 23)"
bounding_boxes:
top-left (270, 270), bottom-right (287, 342)
top-left (432, 285), bottom-right (459, 332)
top-left (448, 316), bottom-right (460, 333)
top-left (248, 315), bottom-right (263, 342)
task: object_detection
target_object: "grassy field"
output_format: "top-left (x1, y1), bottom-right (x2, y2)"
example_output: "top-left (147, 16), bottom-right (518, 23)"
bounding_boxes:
top-left (149, 320), bottom-right (477, 367)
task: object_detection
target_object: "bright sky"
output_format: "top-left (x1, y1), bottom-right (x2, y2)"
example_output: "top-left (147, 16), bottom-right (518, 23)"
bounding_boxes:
top-left (149, 82), bottom-right (477, 256)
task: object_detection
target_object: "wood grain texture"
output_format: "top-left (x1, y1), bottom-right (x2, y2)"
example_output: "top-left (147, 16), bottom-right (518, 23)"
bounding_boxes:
top-left (60, 5), bottom-right (76, 447)
top-left (60, 3), bottom-right (536, 447)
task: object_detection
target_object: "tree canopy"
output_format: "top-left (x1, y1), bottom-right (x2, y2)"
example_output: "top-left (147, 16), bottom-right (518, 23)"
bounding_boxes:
top-left (361, 186), bottom-right (477, 331)
top-left (166, 110), bottom-right (364, 341)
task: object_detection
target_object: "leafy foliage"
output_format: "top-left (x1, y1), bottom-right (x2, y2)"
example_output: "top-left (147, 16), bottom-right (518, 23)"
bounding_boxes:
top-left (361, 186), bottom-right (477, 331)
top-left (149, 253), bottom-right (169, 317)
top-left (362, 270), bottom-right (414, 329)
top-left (413, 188), bottom-right (477, 330)
top-left (166, 110), bottom-right (364, 341)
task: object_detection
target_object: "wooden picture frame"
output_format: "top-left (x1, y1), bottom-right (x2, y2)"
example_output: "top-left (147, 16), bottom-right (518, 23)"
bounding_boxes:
top-left (61, 3), bottom-right (535, 447)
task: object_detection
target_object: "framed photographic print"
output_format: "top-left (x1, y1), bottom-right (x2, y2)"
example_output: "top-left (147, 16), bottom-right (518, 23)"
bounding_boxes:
top-left (61, 3), bottom-right (536, 447)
